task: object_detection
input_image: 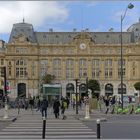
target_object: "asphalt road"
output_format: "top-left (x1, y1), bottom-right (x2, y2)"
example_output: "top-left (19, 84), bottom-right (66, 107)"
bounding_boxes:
top-left (84, 114), bottom-right (140, 139)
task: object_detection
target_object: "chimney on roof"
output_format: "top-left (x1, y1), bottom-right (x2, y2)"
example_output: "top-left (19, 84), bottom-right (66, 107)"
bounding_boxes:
top-left (85, 28), bottom-right (89, 32)
top-left (73, 28), bottom-right (77, 32)
top-left (0, 40), bottom-right (5, 48)
top-left (49, 28), bottom-right (53, 32)
top-left (109, 28), bottom-right (114, 32)
top-left (23, 18), bottom-right (25, 23)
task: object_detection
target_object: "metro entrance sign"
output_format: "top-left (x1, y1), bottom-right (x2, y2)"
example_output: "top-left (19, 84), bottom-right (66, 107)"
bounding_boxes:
top-left (6, 81), bottom-right (11, 94)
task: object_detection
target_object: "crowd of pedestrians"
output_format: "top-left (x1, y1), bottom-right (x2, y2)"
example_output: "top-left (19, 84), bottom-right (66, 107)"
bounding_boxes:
top-left (97, 95), bottom-right (136, 114)
top-left (5, 95), bottom-right (71, 120)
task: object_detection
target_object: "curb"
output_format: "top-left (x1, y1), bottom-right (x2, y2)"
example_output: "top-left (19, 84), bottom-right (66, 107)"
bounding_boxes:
top-left (74, 115), bottom-right (107, 122)
top-left (79, 117), bottom-right (107, 122)
top-left (0, 117), bottom-right (17, 122)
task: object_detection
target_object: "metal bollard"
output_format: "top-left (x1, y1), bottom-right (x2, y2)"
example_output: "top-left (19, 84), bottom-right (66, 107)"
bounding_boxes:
top-left (97, 119), bottom-right (101, 139)
top-left (42, 118), bottom-right (46, 139)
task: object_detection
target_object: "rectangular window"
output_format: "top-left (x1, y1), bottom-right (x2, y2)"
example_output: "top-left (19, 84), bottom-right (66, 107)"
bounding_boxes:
top-left (118, 59), bottom-right (125, 78)
top-left (1, 59), bottom-right (4, 65)
top-left (8, 67), bottom-right (11, 76)
top-left (104, 59), bottom-right (113, 78)
top-left (16, 48), bottom-right (27, 53)
top-left (53, 59), bottom-right (61, 79)
top-left (79, 59), bottom-right (87, 78)
top-left (66, 59), bottom-right (74, 79)
top-left (92, 59), bottom-right (100, 78)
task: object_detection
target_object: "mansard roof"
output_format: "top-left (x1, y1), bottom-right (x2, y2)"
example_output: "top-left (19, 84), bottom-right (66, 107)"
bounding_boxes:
top-left (35, 31), bottom-right (131, 44)
top-left (9, 22), bottom-right (37, 43)
top-left (8, 21), bottom-right (136, 45)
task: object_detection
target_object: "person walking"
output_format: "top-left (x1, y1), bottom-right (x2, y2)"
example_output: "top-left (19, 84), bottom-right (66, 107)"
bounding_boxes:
top-left (104, 96), bottom-right (110, 114)
top-left (61, 98), bottom-right (67, 120)
top-left (41, 97), bottom-right (48, 119)
top-left (36, 97), bottom-right (41, 112)
top-left (53, 98), bottom-right (60, 119)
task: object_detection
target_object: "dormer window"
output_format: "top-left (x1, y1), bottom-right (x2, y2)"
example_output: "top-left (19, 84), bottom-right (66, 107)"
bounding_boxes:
top-left (135, 28), bottom-right (139, 31)
top-left (43, 35), bottom-right (46, 38)
top-left (21, 29), bottom-right (24, 32)
top-left (106, 35), bottom-right (109, 38)
top-left (56, 35), bottom-right (59, 38)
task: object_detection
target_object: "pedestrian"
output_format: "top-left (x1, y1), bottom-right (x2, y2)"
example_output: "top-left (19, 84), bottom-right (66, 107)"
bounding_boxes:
top-left (29, 97), bottom-right (34, 111)
top-left (53, 98), bottom-right (60, 119)
top-left (61, 98), bottom-right (67, 120)
top-left (40, 97), bottom-right (48, 119)
top-left (104, 96), bottom-right (110, 114)
top-left (66, 97), bottom-right (70, 109)
top-left (128, 96), bottom-right (132, 104)
top-left (72, 98), bottom-right (75, 109)
top-left (36, 97), bottom-right (41, 112)
top-left (111, 96), bottom-right (116, 114)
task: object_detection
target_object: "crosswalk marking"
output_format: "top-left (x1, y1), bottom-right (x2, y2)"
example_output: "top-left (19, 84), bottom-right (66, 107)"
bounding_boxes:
top-left (6, 126), bottom-right (89, 129)
top-left (0, 135), bottom-right (97, 139)
top-left (0, 131), bottom-right (96, 134)
top-left (2, 128), bottom-right (93, 131)
top-left (0, 111), bottom-right (97, 139)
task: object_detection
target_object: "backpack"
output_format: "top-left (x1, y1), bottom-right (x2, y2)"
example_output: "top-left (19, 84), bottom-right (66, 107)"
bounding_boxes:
top-left (63, 101), bottom-right (67, 109)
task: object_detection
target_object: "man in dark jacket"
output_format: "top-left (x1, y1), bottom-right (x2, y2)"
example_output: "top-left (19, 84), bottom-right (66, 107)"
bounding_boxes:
top-left (53, 98), bottom-right (60, 119)
top-left (41, 97), bottom-right (48, 119)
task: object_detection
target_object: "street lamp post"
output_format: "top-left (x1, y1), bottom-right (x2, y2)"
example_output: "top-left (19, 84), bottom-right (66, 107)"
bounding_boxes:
top-left (75, 79), bottom-right (79, 115)
top-left (86, 77), bottom-right (88, 96)
top-left (120, 3), bottom-right (134, 109)
top-left (3, 66), bottom-right (9, 119)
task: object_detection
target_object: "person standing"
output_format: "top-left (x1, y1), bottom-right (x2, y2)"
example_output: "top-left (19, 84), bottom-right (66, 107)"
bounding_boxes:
top-left (53, 98), bottom-right (60, 119)
top-left (41, 97), bottom-right (48, 119)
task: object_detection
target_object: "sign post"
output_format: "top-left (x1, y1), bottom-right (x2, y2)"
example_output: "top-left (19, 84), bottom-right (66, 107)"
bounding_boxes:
top-left (3, 67), bottom-right (9, 119)
top-left (84, 96), bottom-right (90, 119)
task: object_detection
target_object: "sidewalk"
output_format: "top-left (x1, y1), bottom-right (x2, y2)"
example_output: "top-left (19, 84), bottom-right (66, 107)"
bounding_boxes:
top-left (0, 106), bottom-right (108, 122)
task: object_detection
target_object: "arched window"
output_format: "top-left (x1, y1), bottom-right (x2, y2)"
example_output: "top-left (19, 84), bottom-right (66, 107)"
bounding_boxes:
top-left (105, 83), bottom-right (113, 95)
top-left (66, 83), bottom-right (74, 98)
top-left (79, 83), bottom-right (87, 97)
top-left (17, 83), bottom-right (26, 98)
top-left (118, 84), bottom-right (126, 94)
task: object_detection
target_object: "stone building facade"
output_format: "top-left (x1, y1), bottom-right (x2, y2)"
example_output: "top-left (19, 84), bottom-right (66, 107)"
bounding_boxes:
top-left (1, 20), bottom-right (140, 99)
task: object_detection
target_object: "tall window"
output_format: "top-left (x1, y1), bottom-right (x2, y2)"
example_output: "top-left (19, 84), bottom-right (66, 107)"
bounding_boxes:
top-left (1, 59), bottom-right (4, 65)
top-left (16, 60), bottom-right (27, 78)
top-left (16, 48), bottom-right (27, 54)
top-left (53, 59), bottom-right (61, 79)
top-left (8, 67), bottom-right (12, 77)
top-left (79, 59), bottom-right (87, 78)
top-left (118, 59), bottom-right (125, 78)
top-left (92, 59), bottom-right (100, 78)
top-left (132, 62), bottom-right (136, 77)
top-left (66, 59), bottom-right (74, 79)
top-left (40, 60), bottom-right (48, 76)
top-left (32, 62), bottom-right (35, 77)
top-left (104, 59), bottom-right (113, 78)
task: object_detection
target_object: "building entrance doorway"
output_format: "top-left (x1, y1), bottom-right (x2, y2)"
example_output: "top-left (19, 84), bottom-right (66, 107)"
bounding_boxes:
top-left (17, 83), bottom-right (26, 98)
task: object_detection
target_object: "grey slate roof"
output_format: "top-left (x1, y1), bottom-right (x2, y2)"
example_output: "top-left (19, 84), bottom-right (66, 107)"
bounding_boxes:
top-left (9, 22), bottom-right (37, 43)
top-left (35, 32), bottom-right (131, 44)
top-left (127, 20), bottom-right (140, 42)
top-left (8, 21), bottom-right (140, 45)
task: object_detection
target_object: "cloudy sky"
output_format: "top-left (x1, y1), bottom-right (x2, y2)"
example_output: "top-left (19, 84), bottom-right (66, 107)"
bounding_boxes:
top-left (0, 1), bottom-right (140, 42)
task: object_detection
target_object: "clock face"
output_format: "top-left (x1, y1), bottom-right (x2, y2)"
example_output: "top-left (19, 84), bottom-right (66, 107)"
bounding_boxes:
top-left (79, 43), bottom-right (86, 50)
